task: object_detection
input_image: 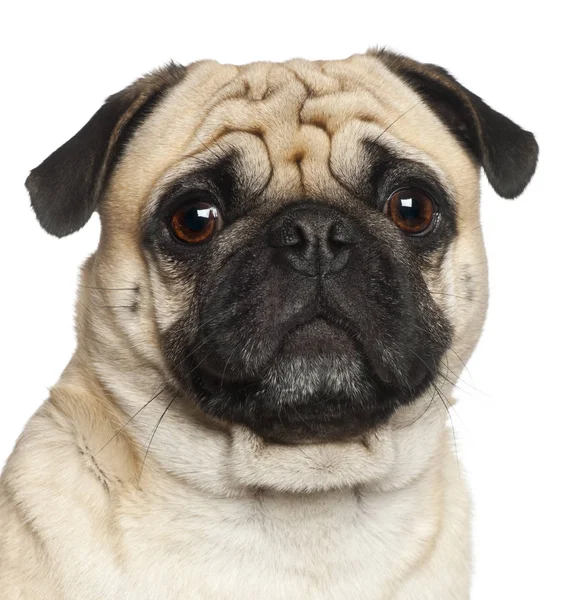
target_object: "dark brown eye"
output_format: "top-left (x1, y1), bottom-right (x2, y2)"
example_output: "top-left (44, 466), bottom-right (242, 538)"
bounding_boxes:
top-left (169, 202), bottom-right (222, 244)
top-left (386, 187), bottom-right (436, 235)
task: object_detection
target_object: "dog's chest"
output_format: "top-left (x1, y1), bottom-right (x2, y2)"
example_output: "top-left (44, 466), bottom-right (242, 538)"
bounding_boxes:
top-left (112, 487), bottom-right (422, 599)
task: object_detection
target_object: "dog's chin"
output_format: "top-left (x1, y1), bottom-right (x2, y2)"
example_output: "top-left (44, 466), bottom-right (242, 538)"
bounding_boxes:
top-left (188, 320), bottom-right (421, 444)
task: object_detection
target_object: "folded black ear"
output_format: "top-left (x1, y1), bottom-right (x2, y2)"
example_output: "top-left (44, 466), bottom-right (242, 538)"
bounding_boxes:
top-left (26, 62), bottom-right (187, 237)
top-left (373, 49), bottom-right (538, 199)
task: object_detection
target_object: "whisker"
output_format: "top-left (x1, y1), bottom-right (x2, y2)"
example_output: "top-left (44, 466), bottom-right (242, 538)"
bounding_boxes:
top-left (393, 385), bottom-right (437, 431)
top-left (220, 338), bottom-right (247, 391)
top-left (429, 291), bottom-right (484, 304)
top-left (137, 393), bottom-right (177, 486)
top-left (440, 356), bottom-right (487, 397)
top-left (405, 347), bottom-right (461, 477)
top-left (374, 100), bottom-right (423, 144)
top-left (406, 321), bottom-right (487, 397)
top-left (432, 380), bottom-right (461, 477)
top-left (78, 285), bottom-right (138, 291)
top-left (98, 305), bottom-right (135, 309)
top-left (95, 385), bottom-right (168, 456)
top-left (434, 370), bottom-right (473, 397)
top-left (211, 135), bottom-right (229, 159)
top-left (195, 133), bottom-right (224, 162)
top-left (289, 401), bottom-right (314, 431)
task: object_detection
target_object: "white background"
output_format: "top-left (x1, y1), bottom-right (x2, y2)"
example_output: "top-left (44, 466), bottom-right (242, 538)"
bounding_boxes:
top-left (1, 1), bottom-right (575, 597)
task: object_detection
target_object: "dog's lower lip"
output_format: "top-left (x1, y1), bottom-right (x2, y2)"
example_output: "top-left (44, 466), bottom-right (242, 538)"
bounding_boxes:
top-left (281, 317), bottom-right (354, 355)
top-left (195, 318), bottom-right (354, 385)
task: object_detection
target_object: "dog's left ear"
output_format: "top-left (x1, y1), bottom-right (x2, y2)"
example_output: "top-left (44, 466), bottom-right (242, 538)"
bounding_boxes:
top-left (26, 62), bottom-right (187, 237)
top-left (374, 49), bottom-right (538, 199)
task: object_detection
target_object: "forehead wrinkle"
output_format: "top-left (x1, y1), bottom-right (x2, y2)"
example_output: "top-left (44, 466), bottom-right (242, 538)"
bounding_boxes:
top-left (179, 59), bottom-right (419, 201)
top-left (190, 58), bottom-right (413, 149)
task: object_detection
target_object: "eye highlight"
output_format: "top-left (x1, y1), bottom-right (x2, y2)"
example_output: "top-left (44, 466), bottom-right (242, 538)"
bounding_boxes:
top-left (169, 201), bottom-right (222, 244)
top-left (385, 187), bottom-right (437, 235)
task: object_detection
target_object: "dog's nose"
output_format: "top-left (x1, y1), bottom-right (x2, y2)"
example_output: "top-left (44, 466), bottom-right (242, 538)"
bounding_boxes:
top-left (267, 203), bottom-right (358, 276)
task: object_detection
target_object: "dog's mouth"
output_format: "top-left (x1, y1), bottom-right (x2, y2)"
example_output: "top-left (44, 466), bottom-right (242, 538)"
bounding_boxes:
top-left (177, 313), bottom-right (434, 444)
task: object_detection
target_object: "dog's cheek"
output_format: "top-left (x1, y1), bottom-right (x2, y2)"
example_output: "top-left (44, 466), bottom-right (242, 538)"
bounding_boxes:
top-left (76, 247), bottom-right (167, 372)
top-left (429, 237), bottom-right (488, 372)
top-left (147, 260), bottom-right (202, 338)
top-left (100, 242), bottom-right (205, 373)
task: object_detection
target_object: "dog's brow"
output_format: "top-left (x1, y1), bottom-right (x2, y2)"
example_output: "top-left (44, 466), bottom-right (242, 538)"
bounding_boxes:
top-left (153, 153), bottom-right (236, 205)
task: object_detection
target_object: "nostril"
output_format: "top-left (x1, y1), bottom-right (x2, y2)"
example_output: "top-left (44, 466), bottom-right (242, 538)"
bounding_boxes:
top-left (269, 220), bottom-right (306, 248)
top-left (292, 224), bottom-right (309, 249)
top-left (329, 221), bottom-right (356, 248)
top-left (328, 238), bottom-right (348, 254)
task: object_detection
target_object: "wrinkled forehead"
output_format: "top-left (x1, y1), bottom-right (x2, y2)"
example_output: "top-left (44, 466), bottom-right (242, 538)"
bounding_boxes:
top-left (109, 53), bottom-right (478, 221)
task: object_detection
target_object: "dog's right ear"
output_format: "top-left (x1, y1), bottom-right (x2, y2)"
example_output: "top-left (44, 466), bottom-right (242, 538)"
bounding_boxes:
top-left (26, 62), bottom-right (187, 237)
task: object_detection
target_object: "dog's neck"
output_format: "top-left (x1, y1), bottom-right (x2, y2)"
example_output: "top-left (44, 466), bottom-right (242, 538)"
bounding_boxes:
top-left (40, 354), bottom-right (466, 596)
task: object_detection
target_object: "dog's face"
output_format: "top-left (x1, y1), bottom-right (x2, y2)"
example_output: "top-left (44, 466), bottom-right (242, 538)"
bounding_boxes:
top-left (151, 140), bottom-right (455, 444)
top-left (27, 52), bottom-right (537, 446)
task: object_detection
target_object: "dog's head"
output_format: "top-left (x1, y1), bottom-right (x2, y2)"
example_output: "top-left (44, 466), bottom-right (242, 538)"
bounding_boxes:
top-left (27, 51), bottom-right (537, 448)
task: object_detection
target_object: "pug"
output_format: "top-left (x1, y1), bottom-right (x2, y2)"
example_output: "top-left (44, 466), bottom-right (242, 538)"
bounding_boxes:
top-left (0, 49), bottom-right (537, 599)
